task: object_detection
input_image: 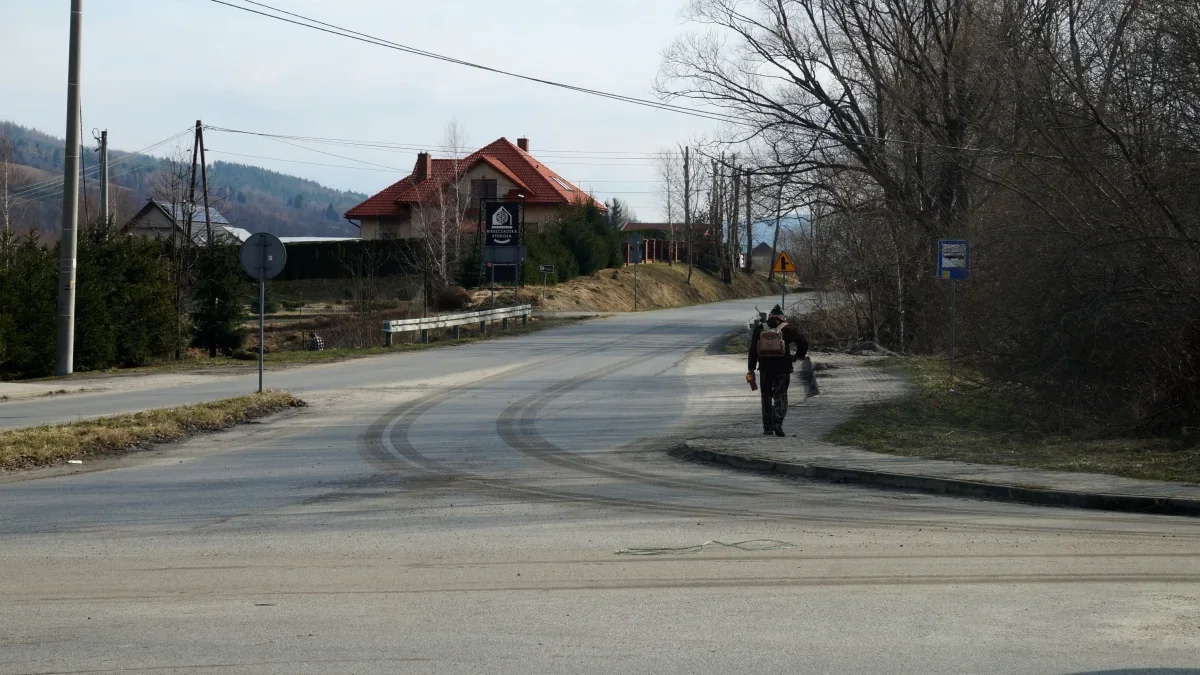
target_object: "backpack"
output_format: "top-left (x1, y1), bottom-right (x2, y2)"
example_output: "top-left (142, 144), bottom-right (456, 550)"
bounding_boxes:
top-left (757, 321), bottom-right (787, 358)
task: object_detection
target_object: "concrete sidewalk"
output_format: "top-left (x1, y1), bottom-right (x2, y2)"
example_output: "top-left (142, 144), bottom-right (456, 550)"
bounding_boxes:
top-left (678, 352), bottom-right (1200, 515)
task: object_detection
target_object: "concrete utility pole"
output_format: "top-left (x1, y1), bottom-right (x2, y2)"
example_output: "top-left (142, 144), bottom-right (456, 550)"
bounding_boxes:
top-left (97, 129), bottom-right (108, 226)
top-left (55, 0), bottom-right (83, 377)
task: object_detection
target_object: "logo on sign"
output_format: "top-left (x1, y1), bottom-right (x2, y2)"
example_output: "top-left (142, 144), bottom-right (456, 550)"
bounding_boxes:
top-left (491, 207), bottom-right (514, 244)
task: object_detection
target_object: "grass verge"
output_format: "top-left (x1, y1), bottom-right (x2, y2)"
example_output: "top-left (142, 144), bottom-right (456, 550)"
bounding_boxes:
top-left (0, 391), bottom-right (305, 471)
top-left (828, 358), bottom-right (1200, 484)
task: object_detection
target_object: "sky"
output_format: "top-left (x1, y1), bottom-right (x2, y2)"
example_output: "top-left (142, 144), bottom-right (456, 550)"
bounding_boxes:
top-left (1, 0), bottom-right (720, 221)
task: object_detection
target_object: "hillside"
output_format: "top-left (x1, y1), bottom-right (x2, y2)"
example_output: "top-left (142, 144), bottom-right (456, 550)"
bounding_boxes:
top-left (0, 121), bottom-right (367, 237)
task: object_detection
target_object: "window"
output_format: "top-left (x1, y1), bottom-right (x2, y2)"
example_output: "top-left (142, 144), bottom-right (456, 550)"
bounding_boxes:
top-left (470, 179), bottom-right (498, 200)
top-left (551, 176), bottom-right (574, 192)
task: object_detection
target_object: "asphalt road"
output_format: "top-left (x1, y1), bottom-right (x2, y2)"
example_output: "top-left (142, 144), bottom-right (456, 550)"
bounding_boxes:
top-left (2, 298), bottom-right (1199, 674)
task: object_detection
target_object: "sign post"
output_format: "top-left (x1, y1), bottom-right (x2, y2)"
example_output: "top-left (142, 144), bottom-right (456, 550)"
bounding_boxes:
top-left (537, 263), bottom-right (555, 305)
top-left (627, 234), bottom-right (644, 311)
top-left (239, 233), bottom-right (287, 393)
top-left (772, 251), bottom-right (797, 313)
top-left (937, 240), bottom-right (970, 388)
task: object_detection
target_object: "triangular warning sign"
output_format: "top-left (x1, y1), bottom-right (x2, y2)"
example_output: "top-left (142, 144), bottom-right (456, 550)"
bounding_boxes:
top-left (772, 251), bottom-right (797, 274)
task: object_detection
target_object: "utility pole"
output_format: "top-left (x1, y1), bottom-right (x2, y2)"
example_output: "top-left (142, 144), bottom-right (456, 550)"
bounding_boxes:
top-left (198, 123), bottom-right (212, 244)
top-left (187, 120), bottom-right (200, 245)
top-left (55, 0), bottom-right (83, 377)
top-left (683, 147), bottom-right (692, 285)
top-left (97, 129), bottom-right (108, 226)
top-left (730, 163), bottom-right (741, 278)
top-left (745, 169), bottom-right (753, 273)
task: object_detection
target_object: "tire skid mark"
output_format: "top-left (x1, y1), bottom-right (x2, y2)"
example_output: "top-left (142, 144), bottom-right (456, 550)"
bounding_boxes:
top-left (384, 397), bottom-right (1200, 538)
top-left (361, 329), bottom-right (1200, 539)
top-left (497, 355), bottom-right (770, 497)
top-left (15, 573), bottom-right (1200, 604)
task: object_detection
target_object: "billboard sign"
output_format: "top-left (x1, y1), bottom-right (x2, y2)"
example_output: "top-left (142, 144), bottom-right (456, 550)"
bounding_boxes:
top-left (485, 201), bottom-right (521, 247)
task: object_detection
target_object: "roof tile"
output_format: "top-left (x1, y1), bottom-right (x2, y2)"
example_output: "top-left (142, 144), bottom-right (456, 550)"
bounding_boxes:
top-left (345, 138), bottom-right (605, 219)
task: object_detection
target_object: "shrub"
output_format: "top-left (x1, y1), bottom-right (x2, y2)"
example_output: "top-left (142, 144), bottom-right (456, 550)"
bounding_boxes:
top-left (435, 286), bottom-right (472, 311)
top-left (0, 226), bottom-right (180, 379)
top-left (190, 244), bottom-right (248, 357)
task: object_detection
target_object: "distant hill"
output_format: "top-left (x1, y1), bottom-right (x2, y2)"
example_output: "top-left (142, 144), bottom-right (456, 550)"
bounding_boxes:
top-left (1, 121), bottom-right (367, 237)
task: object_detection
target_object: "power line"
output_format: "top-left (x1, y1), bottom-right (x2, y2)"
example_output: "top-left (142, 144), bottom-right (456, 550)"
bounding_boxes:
top-left (204, 125), bottom-right (672, 160)
top-left (207, 149), bottom-right (671, 181)
top-left (207, 0), bottom-right (744, 127)
top-left (9, 127), bottom-right (193, 201)
top-left (207, 149), bottom-right (405, 172)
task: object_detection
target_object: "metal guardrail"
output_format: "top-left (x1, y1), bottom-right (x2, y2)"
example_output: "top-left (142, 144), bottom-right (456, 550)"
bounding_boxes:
top-left (381, 304), bottom-right (533, 345)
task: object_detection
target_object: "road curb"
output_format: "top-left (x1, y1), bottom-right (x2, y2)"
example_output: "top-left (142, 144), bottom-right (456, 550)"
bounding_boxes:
top-left (669, 444), bottom-right (1200, 518)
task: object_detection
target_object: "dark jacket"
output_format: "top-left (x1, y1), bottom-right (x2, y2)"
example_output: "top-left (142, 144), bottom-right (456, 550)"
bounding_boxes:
top-left (748, 317), bottom-right (808, 374)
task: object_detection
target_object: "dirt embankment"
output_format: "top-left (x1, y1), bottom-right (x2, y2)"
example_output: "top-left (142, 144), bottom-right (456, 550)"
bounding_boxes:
top-left (479, 265), bottom-right (784, 313)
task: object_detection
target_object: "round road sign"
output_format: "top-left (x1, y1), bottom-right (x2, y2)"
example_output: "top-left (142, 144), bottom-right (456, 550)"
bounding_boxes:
top-left (240, 232), bottom-right (287, 281)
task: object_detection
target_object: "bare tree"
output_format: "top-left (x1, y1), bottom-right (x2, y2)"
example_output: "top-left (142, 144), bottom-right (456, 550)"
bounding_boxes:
top-left (442, 119), bottom-right (470, 268)
top-left (148, 147), bottom-right (198, 359)
top-left (655, 149), bottom-right (684, 264)
top-left (0, 135), bottom-right (11, 237)
top-left (403, 121), bottom-right (475, 312)
top-left (659, 0), bottom-right (1001, 339)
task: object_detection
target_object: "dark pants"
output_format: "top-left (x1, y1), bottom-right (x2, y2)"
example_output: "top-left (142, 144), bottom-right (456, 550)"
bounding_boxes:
top-left (760, 370), bottom-right (790, 431)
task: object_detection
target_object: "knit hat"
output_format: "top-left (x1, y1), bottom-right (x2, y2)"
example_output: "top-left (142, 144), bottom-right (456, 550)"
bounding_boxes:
top-left (769, 304), bottom-right (784, 317)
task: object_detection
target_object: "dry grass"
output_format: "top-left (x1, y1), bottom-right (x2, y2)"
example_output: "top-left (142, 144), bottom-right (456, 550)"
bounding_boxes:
top-left (829, 358), bottom-right (1200, 484)
top-left (532, 264), bottom-right (782, 313)
top-left (0, 391), bottom-right (305, 471)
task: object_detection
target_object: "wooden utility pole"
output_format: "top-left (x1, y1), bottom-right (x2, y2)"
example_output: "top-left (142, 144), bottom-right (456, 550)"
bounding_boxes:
top-left (683, 147), bottom-right (692, 285)
top-left (730, 163), bottom-right (741, 279)
top-left (198, 123), bottom-right (212, 244)
top-left (55, 0), bottom-right (83, 377)
top-left (744, 169), bottom-right (753, 273)
top-left (187, 120), bottom-right (200, 245)
top-left (97, 129), bottom-right (108, 226)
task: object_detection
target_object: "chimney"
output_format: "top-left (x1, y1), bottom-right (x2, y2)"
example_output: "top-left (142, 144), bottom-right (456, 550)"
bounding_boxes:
top-left (517, 137), bottom-right (529, 152)
top-left (415, 152), bottom-right (432, 181)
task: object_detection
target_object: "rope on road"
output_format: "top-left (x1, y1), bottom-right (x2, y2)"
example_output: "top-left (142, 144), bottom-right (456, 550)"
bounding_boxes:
top-left (615, 539), bottom-right (796, 556)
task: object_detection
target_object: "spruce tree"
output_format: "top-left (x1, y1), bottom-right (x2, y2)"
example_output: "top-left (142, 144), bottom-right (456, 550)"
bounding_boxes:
top-left (190, 244), bottom-right (247, 357)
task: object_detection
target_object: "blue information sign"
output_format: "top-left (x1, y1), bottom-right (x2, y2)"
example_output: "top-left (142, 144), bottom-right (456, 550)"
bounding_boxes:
top-left (937, 240), bottom-right (969, 280)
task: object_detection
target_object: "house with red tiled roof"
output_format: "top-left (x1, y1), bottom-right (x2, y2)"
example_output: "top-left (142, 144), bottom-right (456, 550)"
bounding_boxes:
top-left (345, 137), bottom-right (605, 239)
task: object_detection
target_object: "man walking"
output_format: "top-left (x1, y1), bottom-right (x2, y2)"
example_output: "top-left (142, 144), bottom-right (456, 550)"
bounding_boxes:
top-left (748, 305), bottom-right (808, 437)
